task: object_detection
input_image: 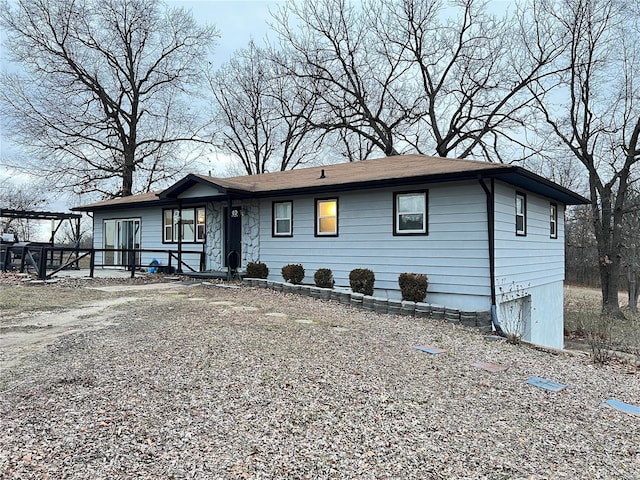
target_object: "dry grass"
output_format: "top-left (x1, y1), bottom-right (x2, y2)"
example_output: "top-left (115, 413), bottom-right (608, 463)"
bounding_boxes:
top-left (0, 285), bottom-right (108, 319)
top-left (0, 272), bottom-right (172, 322)
top-left (564, 284), bottom-right (629, 310)
top-left (564, 285), bottom-right (640, 358)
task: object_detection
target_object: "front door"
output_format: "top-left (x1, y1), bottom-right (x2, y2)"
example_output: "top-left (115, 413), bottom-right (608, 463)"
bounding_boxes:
top-left (224, 206), bottom-right (242, 267)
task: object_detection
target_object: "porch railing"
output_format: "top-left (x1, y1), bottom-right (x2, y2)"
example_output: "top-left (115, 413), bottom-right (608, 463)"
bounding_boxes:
top-left (0, 244), bottom-right (206, 280)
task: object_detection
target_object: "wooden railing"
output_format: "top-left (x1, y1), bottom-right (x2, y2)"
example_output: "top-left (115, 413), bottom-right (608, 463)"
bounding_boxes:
top-left (0, 244), bottom-right (206, 280)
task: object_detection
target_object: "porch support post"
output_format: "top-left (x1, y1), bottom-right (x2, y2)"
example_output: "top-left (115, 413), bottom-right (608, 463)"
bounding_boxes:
top-left (39, 247), bottom-right (47, 280)
top-left (75, 216), bottom-right (81, 269)
top-left (226, 196), bottom-right (232, 268)
top-left (89, 249), bottom-right (95, 278)
top-left (177, 200), bottom-right (183, 274)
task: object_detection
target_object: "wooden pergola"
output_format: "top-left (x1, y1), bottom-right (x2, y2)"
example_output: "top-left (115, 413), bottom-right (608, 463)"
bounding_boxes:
top-left (0, 208), bottom-right (82, 245)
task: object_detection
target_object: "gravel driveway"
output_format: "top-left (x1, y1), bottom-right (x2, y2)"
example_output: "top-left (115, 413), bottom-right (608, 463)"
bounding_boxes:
top-left (1, 278), bottom-right (639, 479)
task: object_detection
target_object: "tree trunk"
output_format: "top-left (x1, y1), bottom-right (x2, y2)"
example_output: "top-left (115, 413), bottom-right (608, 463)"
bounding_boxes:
top-left (626, 244), bottom-right (639, 313)
top-left (628, 269), bottom-right (638, 314)
top-left (593, 186), bottom-right (625, 319)
top-left (122, 148), bottom-right (135, 197)
top-left (599, 254), bottom-right (623, 317)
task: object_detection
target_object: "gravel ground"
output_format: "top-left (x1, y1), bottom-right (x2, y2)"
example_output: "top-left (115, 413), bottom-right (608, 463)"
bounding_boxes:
top-left (1, 277), bottom-right (639, 479)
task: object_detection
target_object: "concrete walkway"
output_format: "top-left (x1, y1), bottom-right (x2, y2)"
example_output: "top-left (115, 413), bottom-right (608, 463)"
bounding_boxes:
top-left (50, 268), bottom-right (150, 279)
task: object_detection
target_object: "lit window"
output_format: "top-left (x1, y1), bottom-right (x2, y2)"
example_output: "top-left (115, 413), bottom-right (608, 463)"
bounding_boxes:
top-left (550, 203), bottom-right (558, 239)
top-left (316, 199), bottom-right (338, 236)
top-left (273, 201), bottom-right (292, 236)
top-left (395, 191), bottom-right (428, 235)
top-left (196, 207), bottom-right (206, 242)
top-left (163, 207), bottom-right (206, 243)
top-left (516, 193), bottom-right (526, 236)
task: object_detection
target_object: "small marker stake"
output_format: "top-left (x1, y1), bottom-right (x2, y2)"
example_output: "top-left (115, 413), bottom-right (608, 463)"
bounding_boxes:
top-left (602, 399), bottom-right (640, 417)
top-left (526, 376), bottom-right (566, 392)
top-left (414, 345), bottom-right (446, 355)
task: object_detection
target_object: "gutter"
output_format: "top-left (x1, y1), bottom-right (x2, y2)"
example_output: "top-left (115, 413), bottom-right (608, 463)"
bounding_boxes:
top-left (478, 175), bottom-right (504, 337)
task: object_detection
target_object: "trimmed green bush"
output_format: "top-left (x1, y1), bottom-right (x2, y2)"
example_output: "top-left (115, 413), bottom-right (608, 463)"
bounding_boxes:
top-left (282, 264), bottom-right (305, 284)
top-left (314, 268), bottom-right (335, 288)
top-left (399, 273), bottom-right (428, 302)
top-left (246, 261), bottom-right (269, 279)
top-left (349, 268), bottom-right (375, 296)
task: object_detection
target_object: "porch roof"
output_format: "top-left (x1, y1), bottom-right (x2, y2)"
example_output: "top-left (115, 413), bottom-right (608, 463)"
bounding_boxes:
top-left (71, 191), bottom-right (163, 212)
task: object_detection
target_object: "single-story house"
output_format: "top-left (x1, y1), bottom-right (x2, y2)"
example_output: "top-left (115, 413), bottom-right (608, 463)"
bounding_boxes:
top-left (73, 154), bottom-right (589, 349)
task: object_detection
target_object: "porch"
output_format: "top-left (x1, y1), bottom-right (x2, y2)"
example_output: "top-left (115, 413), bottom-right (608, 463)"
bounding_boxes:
top-left (0, 244), bottom-right (211, 280)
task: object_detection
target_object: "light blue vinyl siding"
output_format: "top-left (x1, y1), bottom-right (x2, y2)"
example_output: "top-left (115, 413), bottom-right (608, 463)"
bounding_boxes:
top-left (93, 207), bottom-right (202, 271)
top-left (177, 183), bottom-right (224, 199)
top-left (493, 181), bottom-right (565, 287)
top-left (493, 181), bottom-right (566, 348)
top-left (259, 181), bottom-right (491, 307)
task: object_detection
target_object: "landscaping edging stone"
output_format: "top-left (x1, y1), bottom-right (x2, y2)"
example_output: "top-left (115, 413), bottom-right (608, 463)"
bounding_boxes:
top-left (400, 301), bottom-right (416, 316)
top-left (373, 297), bottom-right (388, 314)
top-left (362, 295), bottom-right (375, 311)
top-left (339, 291), bottom-right (351, 305)
top-left (243, 278), bottom-right (495, 335)
top-left (350, 293), bottom-right (364, 308)
top-left (387, 299), bottom-right (402, 315)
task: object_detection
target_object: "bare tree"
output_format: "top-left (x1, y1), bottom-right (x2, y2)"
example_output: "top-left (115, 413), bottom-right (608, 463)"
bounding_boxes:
top-left (0, 0), bottom-right (218, 197)
top-left (565, 204), bottom-right (600, 287)
top-left (329, 129), bottom-right (377, 163)
top-left (0, 178), bottom-right (48, 240)
top-left (372, 0), bottom-right (566, 162)
top-left (530, 0), bottom-right (640, 316)
top-left (208, 41), bottom-right (321, 174)
top-left (270, 0), bottom-right (568, 162)
top-left (622, 194), bottom-right (640, 313)
top-left (272, 0), bottom-right (422, 159)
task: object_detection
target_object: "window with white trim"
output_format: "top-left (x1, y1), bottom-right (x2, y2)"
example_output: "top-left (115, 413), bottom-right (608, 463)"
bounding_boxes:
top-left (316, 198), bottom-right (338, 236)
top-left (550, 203), bottom-right (558, 239)
top-left (394, 191), bottom-right (428, 235)
top-left (516, 193), bottom-right (526, 236)
top-left (181, 208), bottom-right (195, 242)
top-left (273, 201), bottom-right (293, 236)
top-left (163, 210), bottom-right (174, 243)
top-left (196, 208), bottom-right (206, 241)
top-left (163, 207), bottom-right (206, 243)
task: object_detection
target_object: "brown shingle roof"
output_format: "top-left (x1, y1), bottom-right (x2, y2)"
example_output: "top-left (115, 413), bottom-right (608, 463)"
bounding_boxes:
top-left (195, 154), bottom-right (507, 193)
top-left (74, 154), bottom-right (589, 211)
top-left (72, 191), bottom-right (161, 211)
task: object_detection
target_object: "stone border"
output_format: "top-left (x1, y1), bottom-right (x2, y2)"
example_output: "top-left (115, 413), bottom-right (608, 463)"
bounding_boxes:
top-left (243, 278), bottom-right (493, 334)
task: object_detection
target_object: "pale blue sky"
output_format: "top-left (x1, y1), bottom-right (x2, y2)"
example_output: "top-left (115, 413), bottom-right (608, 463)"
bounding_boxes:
top-left (0, 0), bottom-right (280, 187)
top-left (170, 0), bottom-right (280, 63)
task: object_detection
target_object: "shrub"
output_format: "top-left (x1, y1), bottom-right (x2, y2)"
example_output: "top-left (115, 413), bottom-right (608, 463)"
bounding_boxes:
top-left (586, 314), bottom-right (614, 365)
top-left (246, 261), bottom-right (269, 279)
top-left (398, 273), bottom-right (428, 302)
top-left (498, 282), bottom-right (530, 345)
top-left (349, 268), bottom-right (375, 296)
top-left (314, 268), bottom-right (335, 288)
top-left (282, 264), bottom-right (305, 284)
